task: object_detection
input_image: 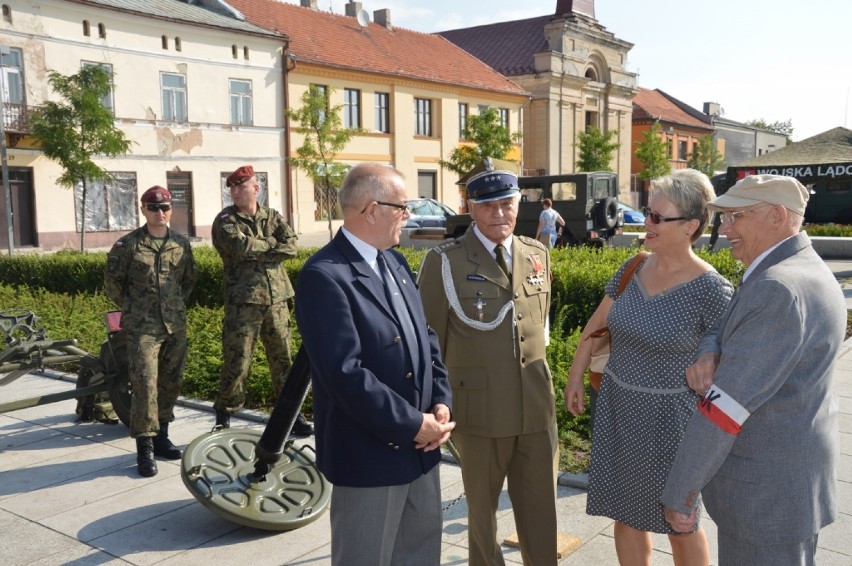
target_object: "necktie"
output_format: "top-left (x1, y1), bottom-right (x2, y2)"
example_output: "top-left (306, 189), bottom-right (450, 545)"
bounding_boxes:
top-left (377, 251), bottom-right (421, 378)
top-left (495, 244), bottom-right (511, 281)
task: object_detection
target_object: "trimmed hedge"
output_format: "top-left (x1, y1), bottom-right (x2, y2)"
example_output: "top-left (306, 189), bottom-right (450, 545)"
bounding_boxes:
top-left (0, 244), bottom-right (743, 472)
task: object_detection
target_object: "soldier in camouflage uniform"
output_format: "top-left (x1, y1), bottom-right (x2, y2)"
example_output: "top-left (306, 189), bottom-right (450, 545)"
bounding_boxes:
top-left (104, 186), bottom-right (197, 478)
top-left (211, 165), bottom-right (312, 434)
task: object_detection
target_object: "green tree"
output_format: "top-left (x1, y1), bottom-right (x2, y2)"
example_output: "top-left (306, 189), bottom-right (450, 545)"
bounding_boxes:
top-left (287, 85), bottom-right (363, 241)
top-left (746, 118), bottom-right (794, 143)
top-left (30, 65), bottom-right (132, 251)
top-left (634, 122), bottom-right (671, 181)
top-left (576, 126), bottom-right (620, 172)
top-left (439, 106), bottom-right (521, 176)
top-left (687, 134), bottom-right (725, 177)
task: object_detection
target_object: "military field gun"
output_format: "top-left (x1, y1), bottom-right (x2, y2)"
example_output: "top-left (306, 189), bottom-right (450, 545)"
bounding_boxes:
top-left (0, 309), bottom-right (132, 426)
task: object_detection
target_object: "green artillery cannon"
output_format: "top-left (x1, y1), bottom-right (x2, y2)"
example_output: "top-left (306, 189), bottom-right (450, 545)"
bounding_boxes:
top-left (0, 309), bottom-right (132, 426)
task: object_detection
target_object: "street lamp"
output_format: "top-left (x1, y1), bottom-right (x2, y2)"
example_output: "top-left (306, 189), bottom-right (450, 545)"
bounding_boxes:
top-left (0, 44), bottom-right (14, 255)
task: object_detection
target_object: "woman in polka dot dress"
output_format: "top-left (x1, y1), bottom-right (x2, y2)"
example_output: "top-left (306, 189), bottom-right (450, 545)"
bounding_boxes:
top-left (565, 169), bottom-right (734, 566)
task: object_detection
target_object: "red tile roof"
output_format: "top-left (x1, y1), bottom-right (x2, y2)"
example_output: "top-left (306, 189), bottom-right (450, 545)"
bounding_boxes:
top-left (633, 88), bottom-right (711, 130)
top-left (225, 0), bottom-right (529, 97)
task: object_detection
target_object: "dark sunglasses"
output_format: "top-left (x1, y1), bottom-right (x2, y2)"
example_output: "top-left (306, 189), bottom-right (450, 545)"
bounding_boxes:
top-left (145, 203), bottom-right (172, 212)
top-left (641, 206), bottom-right (687, 224)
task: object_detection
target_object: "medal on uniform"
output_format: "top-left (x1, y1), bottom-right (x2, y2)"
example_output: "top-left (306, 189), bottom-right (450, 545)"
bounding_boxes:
top-left (526, 253), bottom-right (545, 287)
top-left (474, 292), bottom-right (486, 321)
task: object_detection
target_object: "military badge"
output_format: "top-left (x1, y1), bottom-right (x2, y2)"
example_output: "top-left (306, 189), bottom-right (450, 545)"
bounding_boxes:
top-left (526, 253), bottom-right (545, 287)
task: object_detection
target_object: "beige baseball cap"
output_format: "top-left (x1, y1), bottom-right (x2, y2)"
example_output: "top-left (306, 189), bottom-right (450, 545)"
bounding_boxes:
top-left (708, 174), bottom-right (809, 216)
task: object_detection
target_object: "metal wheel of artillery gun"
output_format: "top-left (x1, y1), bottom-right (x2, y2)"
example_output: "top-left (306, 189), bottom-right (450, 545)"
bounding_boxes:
top-left (0, 309), bottom-right (132, 427)
top-left (181, 346), bottom-right (331, 531)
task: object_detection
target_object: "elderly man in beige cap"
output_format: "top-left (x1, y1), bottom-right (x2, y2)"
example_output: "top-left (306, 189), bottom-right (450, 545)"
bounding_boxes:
top-left (661, 174), bottom-right (845, 565)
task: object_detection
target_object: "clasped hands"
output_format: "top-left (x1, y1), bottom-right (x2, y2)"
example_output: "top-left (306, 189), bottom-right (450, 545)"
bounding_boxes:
top-left (414, 404), bottom-right (454, 451)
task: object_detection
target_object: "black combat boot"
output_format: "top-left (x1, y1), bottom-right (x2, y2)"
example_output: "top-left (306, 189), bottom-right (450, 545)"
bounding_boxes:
top-left (292, 413), bottom-right (314, 436)
top-left (136, 436), bottom-right (158, 477)
top-left (153, 422), bottom-right (182, 460)
top-left (215, 410), bottom-right (230, 429)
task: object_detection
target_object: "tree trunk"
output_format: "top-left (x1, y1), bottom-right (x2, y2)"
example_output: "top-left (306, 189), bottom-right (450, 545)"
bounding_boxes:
top-left (80, 178), bottom-right (88, 252)
top-left (324, 178), bottom-right (333, 242)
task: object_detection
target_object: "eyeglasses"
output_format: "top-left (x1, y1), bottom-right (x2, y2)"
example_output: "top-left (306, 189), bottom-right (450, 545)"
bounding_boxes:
top-left (145, 203), bottom-right (172, 213)
top-left (718, 205), bottom-right (772, 225)
top-left (360, 201), bottom-right (409, 214)
top-left (641, 206), bottom-right (687, 224)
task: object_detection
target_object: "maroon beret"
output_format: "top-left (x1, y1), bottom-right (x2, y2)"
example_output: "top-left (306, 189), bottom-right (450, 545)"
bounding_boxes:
top-left (226, 165), bottom-right (255, 187)
top-left (140, 185), bottom-right (172, 203)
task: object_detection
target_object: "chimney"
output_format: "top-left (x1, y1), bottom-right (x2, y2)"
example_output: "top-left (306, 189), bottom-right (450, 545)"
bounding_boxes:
top-left (555, 0), bottom-right (595, 19)
top-left (703, 102), bottom-right (721, 117)
top-left (374, 8), bottom-right (392, 30)
top-left (299, 0), bottom-right (318, 9)
top-left (345, 2), bottom-right (363, 17)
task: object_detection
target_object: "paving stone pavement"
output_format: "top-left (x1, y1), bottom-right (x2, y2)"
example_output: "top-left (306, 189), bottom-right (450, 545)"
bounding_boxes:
top-left (1, 356), bottom-right (850, 566)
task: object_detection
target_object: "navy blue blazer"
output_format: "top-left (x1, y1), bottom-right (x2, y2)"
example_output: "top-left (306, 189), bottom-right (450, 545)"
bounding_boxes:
top-left (294, 230), bottom-right (452, 487)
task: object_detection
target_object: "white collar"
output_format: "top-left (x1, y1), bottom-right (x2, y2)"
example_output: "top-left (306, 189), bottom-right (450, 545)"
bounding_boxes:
top-left (341, 226), bottom-right (381, 274)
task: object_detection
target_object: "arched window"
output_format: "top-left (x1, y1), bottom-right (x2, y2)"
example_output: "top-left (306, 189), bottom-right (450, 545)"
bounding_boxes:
top-left (584, 67), bottom-right (598, 81)
top-left (243, 46), bottom-right (250, 60)
top-left (175, 37), bottom-right (182, 52)
top-left (162, 35), bottom-right (168, 49)
top-left (97, 23), bottom-right (106, 39)
top-left (2, 4), bottom-right (12, 23)
top-left (232, 45), bottom-right (238, 59)
top-left (82, 20), bottom-right (90, 36)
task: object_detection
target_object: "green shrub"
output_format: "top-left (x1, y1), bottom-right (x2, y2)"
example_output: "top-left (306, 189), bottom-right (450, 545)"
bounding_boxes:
top-left (0, 244), bottom-right (747, 472)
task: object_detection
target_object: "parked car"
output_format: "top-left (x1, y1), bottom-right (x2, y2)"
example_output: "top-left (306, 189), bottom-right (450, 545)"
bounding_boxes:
top-left (405, 198), bottom-right (457, 228)
top-left (618, 202), bottom-right (645, 225)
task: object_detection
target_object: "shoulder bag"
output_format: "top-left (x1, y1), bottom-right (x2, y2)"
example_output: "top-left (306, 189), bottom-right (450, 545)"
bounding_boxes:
top-left (586, 251), bottom-right (649, 391)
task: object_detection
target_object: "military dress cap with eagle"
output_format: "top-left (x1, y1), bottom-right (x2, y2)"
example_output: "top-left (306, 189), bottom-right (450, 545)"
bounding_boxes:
top-left (464, 158), bottom-right (521, 203)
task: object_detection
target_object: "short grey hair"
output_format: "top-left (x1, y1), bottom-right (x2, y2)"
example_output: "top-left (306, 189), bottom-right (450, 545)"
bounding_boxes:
top-left (338, 163), bottom-right (404, 212)
top-left (650, 169), bottom-right (715, 243)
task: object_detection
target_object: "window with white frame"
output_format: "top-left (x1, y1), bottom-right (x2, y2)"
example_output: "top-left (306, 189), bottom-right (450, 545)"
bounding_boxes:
top-left (74, 172), bottom-right (138, 232)
top-left (229, 79), bottom-right (252, 126)
top-left (374, 92), bottom-right (389, 133)
top-left (415, 98), bottom-right (432, 137)
top-left (499, 107), bottom-right (509, 130)
top-left (458, 103), bottom-right (468, 139)
top-left (82, 61), bottom-right (114, 112)
top-left (161, 72), bottom-right (187, 122)
top-left (1, 47), bottom-right (25, 129)
top-left (344, 88), bottom-right (361, 129)
top-left (311, 84), bottom-right (328, 127)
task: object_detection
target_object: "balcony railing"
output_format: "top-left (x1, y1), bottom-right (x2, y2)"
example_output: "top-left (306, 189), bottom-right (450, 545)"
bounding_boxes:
top-left (2, 102), bottom-right (34, 134)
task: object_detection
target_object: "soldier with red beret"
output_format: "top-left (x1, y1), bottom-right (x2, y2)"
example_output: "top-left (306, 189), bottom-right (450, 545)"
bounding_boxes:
top-left (104, 185), bottom-right (197, 477)
top-left (212, 165), bottom-right (312, 434)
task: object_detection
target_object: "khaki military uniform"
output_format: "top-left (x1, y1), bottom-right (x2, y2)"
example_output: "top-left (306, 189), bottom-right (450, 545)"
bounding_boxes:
top-left (211, 205), bottom-right (298, 414)
top-left (418, 227), bottom-right (558, 566)
top-left (104, 227), bottom-right (197, 438)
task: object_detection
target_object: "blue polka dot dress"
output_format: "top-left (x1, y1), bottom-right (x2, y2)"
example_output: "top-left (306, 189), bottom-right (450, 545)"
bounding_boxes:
top-left (586, 256), bottom-right (734, 534)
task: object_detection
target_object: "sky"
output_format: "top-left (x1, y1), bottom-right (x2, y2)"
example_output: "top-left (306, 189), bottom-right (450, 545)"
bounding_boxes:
top-left (315, 0), bottom-right (852, 141)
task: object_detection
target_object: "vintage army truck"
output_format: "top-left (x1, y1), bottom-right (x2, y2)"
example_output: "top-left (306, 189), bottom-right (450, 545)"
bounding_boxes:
top-left (442, 170), bottom-right (623, 246)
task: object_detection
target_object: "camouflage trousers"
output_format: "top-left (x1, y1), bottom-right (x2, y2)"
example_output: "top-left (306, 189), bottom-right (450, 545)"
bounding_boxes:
top-left (127, 329), bottom-right (187, 438)
top-left (214, 301), bottom-right (292, 414)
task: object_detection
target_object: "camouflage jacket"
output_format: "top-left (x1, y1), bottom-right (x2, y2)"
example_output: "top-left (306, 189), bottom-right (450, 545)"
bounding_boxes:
top-left (211, 205), bottom-right (297, 305)
top-left (104, 226), bottom-right (197, 334)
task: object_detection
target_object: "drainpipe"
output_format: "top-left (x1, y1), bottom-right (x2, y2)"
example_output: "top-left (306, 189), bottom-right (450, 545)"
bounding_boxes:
top-left (282, 42), bottom-right (296, 228)
top-left (518, 96), bottom-right (531, 175)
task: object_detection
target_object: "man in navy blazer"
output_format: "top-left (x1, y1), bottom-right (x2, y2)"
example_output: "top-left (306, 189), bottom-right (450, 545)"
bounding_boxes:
top-left (294, 163), bottom-right (454, 566)
top-left (662, 175), bottom-right (845, 565)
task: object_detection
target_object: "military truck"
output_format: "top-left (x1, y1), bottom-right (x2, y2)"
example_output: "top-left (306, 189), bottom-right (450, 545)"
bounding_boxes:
top-left (444, 171), bottom-right (623, 245)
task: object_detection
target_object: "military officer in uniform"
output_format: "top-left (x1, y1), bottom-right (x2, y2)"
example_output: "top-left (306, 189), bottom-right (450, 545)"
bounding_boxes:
top-left (211, 165), bottom-right (312, 435)
top-left (104, 185), bottom-right (197, 477)
top-left (418, 160), bottom-right (559, 565)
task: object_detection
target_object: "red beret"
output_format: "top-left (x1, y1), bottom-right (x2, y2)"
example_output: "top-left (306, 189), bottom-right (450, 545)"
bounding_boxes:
top-left (226, 165), bottom-right (255, 187)
top-left (140, 185), bottom-right (172, 203)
